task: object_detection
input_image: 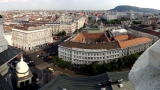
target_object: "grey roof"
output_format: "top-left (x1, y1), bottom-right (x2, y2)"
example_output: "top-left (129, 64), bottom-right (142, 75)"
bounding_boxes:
top-left (0, 15), bottom-right (2, 18)
top-left (107, 71), bottom-right (134, 90)
top-left (0, 46), bottom-right (22, 66)
top-left (0, 74), bottom-right (13, 90)
top-left (45, 22), bottom-right (60, 24)
top-left (39, 73), bottom-right (112, 90)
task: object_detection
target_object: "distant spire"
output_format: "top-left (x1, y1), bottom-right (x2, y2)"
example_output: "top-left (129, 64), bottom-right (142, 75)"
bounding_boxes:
top-left (20, 54), bottom-right (23, 61)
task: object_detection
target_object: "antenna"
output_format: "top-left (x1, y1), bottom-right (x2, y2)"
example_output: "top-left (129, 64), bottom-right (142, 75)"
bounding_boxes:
top-left (20, 54), bottom-right (23, 61)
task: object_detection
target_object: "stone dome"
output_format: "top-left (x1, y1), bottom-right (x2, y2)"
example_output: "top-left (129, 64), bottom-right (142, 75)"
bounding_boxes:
top-left (129, 40), bottom-right (160, 90)
top-left (16, 54), bottom-right (29, 74)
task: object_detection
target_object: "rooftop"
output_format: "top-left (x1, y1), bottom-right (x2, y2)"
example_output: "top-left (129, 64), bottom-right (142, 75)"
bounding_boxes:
top-left (0, 46), bottom-right (22, 66)
top-left (0, 74), bottom-right (12, 90)
top-left (60, 40), bottom-right (120, 50)
top-left (39, 73), bottom-right (112, 90)
top-left (107, 71), bottom-right (134, 90)
top-left (115, 34), bottom-right (136, 42)
top-left (129, 25), bottom-right (160, 37)
top-left (118, 37), bottom-right (152, 48)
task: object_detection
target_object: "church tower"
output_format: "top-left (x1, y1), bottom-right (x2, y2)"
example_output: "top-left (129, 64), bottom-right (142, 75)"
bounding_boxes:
top-left (0, 15), bottom-right (8, 53)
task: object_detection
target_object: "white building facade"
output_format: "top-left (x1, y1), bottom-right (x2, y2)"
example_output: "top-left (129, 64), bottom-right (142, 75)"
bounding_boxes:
top-left (58, 39), bottom-right (152, 65)
top-left (46, 22), bottom-right (77, 35)
top-left (103, 13), bottom-right (118, 21)
top-left (4, 32), bottom-right (13, 46)
top-left (58, 45), bottom-right (121, 65)
top-left (12, 27), bottom-right (53, 51)
top-left (76, 17), bottom-right (86, 29)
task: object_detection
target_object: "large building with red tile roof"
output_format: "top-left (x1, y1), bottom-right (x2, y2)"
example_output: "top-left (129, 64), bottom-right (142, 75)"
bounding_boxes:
top-left (58, 30), bottom-right (152, 65)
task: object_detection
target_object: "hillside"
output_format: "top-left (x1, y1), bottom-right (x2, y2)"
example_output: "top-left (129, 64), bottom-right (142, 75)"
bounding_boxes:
top-left (110, 5), bottom-right (160, 13)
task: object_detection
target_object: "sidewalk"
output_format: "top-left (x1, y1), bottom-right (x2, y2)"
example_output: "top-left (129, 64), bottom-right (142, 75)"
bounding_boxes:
top-left (26, 40), bottom-right (63, 54)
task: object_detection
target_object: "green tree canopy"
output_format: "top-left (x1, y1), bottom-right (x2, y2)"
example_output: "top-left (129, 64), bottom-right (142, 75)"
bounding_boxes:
top-left (61, 31), bottom-right (66, 36)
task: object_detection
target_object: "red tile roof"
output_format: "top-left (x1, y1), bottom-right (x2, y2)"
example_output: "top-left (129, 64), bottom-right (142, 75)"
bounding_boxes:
top-left (119, 37), bottom-right (151, 48)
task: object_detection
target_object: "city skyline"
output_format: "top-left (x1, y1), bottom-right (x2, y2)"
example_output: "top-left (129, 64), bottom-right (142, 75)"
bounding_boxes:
top-left (0, 0), bottom-right (160, 11)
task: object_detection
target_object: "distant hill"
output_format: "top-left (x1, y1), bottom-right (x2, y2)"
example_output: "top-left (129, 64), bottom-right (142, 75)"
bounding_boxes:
top-left (109, 5), bottom-right (160, 13)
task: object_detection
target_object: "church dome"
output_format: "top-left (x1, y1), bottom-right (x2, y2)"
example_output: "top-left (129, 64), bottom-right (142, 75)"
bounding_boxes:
top-left (16, 54), bottom-right (29, 74)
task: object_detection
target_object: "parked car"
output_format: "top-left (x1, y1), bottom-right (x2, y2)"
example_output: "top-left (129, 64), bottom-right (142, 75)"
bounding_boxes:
top-left (47, 56), bottom-right (52, 60)
top-left (15, 61), bottom-right (19, 63)
top-left (24, 52), bottom-right (28, 56)
top-left (47, 67), bottom-right (54, 72)
top-left (38, 51), bottom-right (44, 54)
top-left (37, 55), bottom-right (39, 58)
top-left (29, 61), bottom-right (34, 63)
top-left (118, 84), bottom-right (123, 87)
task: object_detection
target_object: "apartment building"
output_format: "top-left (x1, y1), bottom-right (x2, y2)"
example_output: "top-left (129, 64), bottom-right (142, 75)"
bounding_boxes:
top-left (12, 25), bottom-right (53, 51)
top-left (46, 22), bottom-right (77, 35)
top-left (76, 17), bottom-right (85, 29)
top-left (58, 31), bottom-right (152, 65)
top-left (102, 13), bottom-right (118, 21)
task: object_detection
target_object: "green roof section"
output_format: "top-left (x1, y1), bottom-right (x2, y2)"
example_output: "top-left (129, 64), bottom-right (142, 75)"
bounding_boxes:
top-left (86, 27), bottom-right (106, 33)
top-left (88, 28), bottom-right (100, 30)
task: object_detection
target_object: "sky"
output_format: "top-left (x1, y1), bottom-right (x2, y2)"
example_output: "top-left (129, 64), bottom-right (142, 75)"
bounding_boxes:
top-left (0, 0), bottom-right (160, 11)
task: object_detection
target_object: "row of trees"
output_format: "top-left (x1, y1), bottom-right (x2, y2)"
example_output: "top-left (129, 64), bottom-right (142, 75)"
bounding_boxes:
top-left (100, 17), bottom-right (129, 24)
top-left (132, 21), bottom-right (141, 24)
top-left (57, 31), bottom-right (66, 36)
top-left (52, 56), bottom-right (73, 70)
top-left (80, 53), bottom-right (140, 75)
top-left (52, 52), bottom-right (141, 75)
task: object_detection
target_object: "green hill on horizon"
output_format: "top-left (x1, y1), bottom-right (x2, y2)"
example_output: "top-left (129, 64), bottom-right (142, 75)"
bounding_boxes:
top-left (110, 5), bottom-right (160, 13)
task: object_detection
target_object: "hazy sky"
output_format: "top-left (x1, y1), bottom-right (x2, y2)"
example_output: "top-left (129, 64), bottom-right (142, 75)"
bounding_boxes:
top-left (0, 0), bottom-right (160, 11)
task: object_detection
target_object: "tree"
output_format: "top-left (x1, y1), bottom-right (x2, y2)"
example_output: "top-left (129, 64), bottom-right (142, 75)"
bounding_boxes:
top-left (57, 32), bottom-right (62, 36)
top-left (132, 21), bottom-right (141, 24)
top-left (111, 60), bottom-right (119, 71)
top-left (101, 63), bottom-right (112, 72)
top-left (65, 62), bottom-right (73, 70)
top-left (118, 58), bottom-right (125, 69)
top-left (88, 17), bottom-right (92, 20)
top-left (90, 61), bottom-right (100, 75)
top-left (121, 17), bottom-right (128, 21)
top-left (61, 31), bottom-right (66, 36)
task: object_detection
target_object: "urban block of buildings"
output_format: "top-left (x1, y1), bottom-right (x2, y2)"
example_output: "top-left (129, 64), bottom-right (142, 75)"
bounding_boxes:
top-left (58, 29), bottom-right (152, 65)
